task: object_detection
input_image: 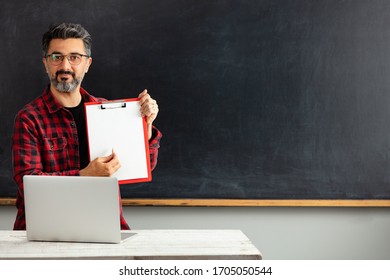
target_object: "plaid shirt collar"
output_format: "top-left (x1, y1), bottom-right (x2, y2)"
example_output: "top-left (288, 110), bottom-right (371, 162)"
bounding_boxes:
top-left (42, 86), bottom-right (99, 114)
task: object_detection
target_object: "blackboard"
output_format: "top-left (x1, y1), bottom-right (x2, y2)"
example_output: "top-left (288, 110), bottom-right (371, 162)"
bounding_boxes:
top-left (1, 0), bottom-right (390, 205)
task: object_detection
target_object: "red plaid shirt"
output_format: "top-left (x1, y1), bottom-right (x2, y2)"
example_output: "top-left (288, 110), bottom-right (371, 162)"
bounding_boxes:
top-left (12, 87), bottom-right (162, 230)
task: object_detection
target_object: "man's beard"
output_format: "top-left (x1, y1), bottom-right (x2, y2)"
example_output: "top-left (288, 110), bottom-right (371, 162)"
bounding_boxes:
top-left (50, 70), bottom-right (83, 93)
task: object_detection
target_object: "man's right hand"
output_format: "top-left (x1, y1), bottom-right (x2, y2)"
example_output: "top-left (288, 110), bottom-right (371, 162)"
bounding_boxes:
top-left (79, 150), bottom-right (121, 177)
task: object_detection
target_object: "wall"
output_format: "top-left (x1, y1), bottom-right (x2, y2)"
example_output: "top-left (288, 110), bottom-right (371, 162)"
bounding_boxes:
top-left (1, 206), bottom-right (389, 260)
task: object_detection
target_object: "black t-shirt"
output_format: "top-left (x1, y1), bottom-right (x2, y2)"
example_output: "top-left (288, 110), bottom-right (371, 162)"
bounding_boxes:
top-left (66, 100), bottom-right (89, 169)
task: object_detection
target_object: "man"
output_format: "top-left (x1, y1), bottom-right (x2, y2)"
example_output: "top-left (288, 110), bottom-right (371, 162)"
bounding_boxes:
top-left (12, 23), bottom-right (162, 230)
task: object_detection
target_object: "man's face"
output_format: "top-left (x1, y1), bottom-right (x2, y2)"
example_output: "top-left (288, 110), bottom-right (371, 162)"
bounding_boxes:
top-left (43, 38), bottom-right (92, 93)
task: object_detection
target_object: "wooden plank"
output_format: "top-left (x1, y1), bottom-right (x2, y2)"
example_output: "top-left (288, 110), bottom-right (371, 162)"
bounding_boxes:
top-left (2, 198), bottom-right (390, 207)
top-left (120, 199), bottom-right (390, 207)
top-left (0, 198), bottom-right (15, 206)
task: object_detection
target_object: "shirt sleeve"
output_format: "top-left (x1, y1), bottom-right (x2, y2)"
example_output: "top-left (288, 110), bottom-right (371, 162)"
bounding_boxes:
top-left (148, 126), bottom-right (162, 171)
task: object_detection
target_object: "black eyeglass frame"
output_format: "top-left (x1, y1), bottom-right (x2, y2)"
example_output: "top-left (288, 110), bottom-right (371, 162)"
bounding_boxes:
top-left (45, 53), bottom-right (90, 65)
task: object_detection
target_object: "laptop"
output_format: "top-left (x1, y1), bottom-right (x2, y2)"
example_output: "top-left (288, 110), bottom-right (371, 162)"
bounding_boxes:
top-left (23, 175), bottom-right (135, 244)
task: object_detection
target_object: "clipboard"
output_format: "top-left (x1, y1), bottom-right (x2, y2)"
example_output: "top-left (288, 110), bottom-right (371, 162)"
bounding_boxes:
top-left (84, 98), bottom-right (151, 184)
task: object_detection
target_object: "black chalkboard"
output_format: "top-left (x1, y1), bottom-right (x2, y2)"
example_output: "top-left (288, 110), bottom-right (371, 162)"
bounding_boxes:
top-left (1, 0), bottom-right (390, 201)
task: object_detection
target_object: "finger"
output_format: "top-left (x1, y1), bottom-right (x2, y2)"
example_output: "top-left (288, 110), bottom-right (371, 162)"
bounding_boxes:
top-left (141, 96), bottom-right (158, 110)
top-left (111, 150), bottom-right (120, 162)
top-left (139, 96), bottom-right (153, 108)
top-left (140, 98), bottom-right (158, 112)
top-left (99, 153), bottom-right (114, 163)
top-left (138, 89), bottom-right (149, 104)
top-left (112, 158), bottom-right (121, 170)
top-left (138, 89), bottom-right (147, 98)
top-left (141, 107), bottom-right (158, 119)
top-left (144, 103), bottom-right (158, 119)
top-left (99, 149), bottom-right (118, 163)
top-left (106, 156), bottom-right (121, 175)
top-left (111, 148), bottom-right (116, 158)
top-left (139, 95), bottom-right (158, 111)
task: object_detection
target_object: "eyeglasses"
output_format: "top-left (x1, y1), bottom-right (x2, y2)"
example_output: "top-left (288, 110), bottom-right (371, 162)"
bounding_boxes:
top-left (45, 53), bottom-right (90, 66)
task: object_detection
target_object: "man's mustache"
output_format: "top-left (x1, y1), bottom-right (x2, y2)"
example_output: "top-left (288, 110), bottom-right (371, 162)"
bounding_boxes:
top-left (55, 70), bottom-right (75, 78)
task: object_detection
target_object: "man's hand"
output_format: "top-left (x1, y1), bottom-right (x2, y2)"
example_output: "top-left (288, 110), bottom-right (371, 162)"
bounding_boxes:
top-left (138, 89), bottom-right (159, 139)
top-left (79, 150), bottom-right (121, 177)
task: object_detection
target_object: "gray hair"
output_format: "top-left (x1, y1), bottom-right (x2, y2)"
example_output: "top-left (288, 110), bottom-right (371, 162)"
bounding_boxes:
top-left (42, 23), bottom-right (92, 57)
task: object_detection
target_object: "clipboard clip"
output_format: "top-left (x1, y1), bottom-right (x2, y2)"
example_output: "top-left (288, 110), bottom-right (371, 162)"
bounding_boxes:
top-left (100, 101), bottom-right (127, 110)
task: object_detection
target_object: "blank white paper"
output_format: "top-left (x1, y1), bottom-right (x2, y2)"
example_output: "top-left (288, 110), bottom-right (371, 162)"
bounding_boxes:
top-left (85, 100), bottom-right (150, 183)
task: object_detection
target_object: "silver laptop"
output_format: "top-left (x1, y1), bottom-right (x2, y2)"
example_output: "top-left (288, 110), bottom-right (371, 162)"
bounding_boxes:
top-left (23, 175), bottom-right (135, 244)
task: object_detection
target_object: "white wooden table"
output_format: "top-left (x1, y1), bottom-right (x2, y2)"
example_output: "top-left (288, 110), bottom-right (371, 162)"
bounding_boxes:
top-left (0, 230), bottom-right (262, 260)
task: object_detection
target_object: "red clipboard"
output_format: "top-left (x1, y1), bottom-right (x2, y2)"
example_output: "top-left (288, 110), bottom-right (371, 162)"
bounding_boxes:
top-left (84, 98), bottom-right (151, 184)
